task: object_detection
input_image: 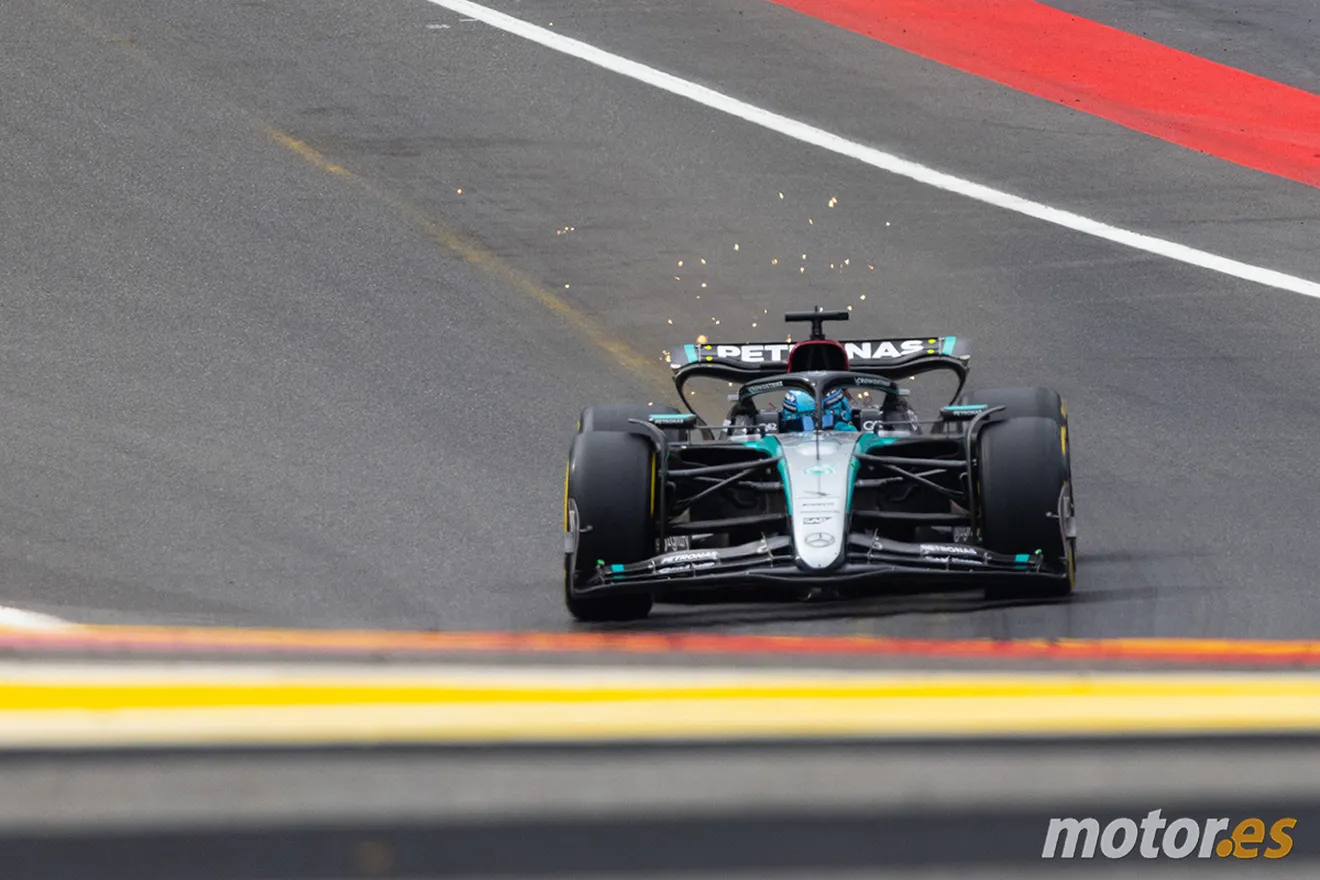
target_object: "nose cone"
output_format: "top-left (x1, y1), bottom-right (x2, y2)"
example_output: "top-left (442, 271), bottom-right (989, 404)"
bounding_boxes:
top-left (779, 434), bottom-right (856, 571)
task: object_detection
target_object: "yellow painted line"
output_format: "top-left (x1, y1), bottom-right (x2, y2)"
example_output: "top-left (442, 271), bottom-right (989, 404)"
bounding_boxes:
top-left (8, 674), bottom-right (1320, 711)
top-left (262, 130), bottom-right (667, 389)
top-left (2, 668), bottom-right (1320, 745)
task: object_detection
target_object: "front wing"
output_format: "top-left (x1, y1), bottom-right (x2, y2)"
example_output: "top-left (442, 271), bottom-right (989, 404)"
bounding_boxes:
top-left (569, 534), bottom-right (1068, 598)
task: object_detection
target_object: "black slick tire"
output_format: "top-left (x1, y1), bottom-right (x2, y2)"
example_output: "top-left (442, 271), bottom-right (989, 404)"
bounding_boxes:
top-left (977, 416), bottom-right (1074, 600)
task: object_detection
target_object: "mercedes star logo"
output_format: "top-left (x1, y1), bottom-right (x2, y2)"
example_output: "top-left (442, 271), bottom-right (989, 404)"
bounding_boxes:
top-left (804, 532), bottom-right (836, 548)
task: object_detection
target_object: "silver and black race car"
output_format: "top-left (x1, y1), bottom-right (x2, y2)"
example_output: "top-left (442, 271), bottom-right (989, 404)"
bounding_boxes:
top-left (563, 306), bottom-right (1076, 621)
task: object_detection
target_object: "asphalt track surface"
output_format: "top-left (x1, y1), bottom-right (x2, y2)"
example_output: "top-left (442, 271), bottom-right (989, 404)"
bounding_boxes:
top-left (3, 0), bottom-right (1319, 643)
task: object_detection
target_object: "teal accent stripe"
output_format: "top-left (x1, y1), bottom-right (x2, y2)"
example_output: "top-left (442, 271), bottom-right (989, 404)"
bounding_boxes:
top-left (683, 344), bottom-right (698, 363)
top-left (941, 336), bottom-right (957, 356)
top-left (610, 564), bottom-right (625, 572)
top-left (1013, 554), bottom-right (1030, 563)
top-left (847, 433), bottom-right (899, 510)
top-left (943, 404), bottom-right (987, 412)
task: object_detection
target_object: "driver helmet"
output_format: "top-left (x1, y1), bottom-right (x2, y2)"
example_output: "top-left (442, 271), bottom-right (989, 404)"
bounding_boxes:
top-left (780, 388), bottom-right (854, 432)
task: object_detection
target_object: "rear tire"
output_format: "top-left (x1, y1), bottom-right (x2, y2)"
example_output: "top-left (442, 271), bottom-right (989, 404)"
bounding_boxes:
top-left (963, 386), bottom-right (1075, 555)
top-left (960, 386), bottom-right (1066, 426)
top-left (977, 416), bottom-right (1074, 600)
top-left (564, 431), bottom-right (655, 622)
top-left (578, 403), bottom-right (682, 436)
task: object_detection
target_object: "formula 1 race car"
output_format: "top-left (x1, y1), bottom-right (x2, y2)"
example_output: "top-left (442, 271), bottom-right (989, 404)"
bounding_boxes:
top-left (563, 306), bottom-right (1076, 621)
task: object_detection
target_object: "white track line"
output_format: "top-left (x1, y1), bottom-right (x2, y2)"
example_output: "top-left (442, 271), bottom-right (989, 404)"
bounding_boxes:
top-left (435, 0), bottom-right (1320, 300)
top-left (0, 605), bottom-right (76, 632)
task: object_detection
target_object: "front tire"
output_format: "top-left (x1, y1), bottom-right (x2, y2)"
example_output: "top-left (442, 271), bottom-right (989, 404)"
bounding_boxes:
top-left (977, 416), bottom-right (1074, 600)
top-left (564, 431), bottom-right (655, 622)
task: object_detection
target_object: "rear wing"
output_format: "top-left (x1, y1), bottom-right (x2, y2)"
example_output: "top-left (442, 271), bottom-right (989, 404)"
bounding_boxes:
top-left (668, 336), bottom-right (969, 369)
top-left (667, 335), bottom-right (971, 417)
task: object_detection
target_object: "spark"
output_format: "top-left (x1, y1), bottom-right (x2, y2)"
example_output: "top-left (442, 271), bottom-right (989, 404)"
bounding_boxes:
top-left (667, 318), bottom-right (673, 324)
top-left (778, 192), bottom-right (784, 199)
top-left (564, 284), bottom-right (571, 289)
top-left (714, 319), bottom-right (721, 325)
top-left (456, 188), bottom-right (463, 194)
top-left (844, 258), bottom-right (850, 266)
top-left (751, 322), bottom-right (757, 328)
top-left (869, 265), bottom-right (875, 270)
top-left (801, 254), bottom-right (807, 260)
top-left (696, 294), bottom-right (701, 299)
top-left (734, 243), bottom-right (740, 251)
top-left (885, 221), bottom-right (891, 227)
top-left (678, 260), bottom-right (684, 267)
top-left (808, 218), bottom-right (814, 225)
top-left (700, 258), bottom-right (707, 265)
top-left (675, 276), bottom-right (681, 281)
top-left (860, 294), bottom-right (866, 300)
top-left (830, 263), bottom-right (835, 270)
top-left (847, 305), bottom-right (853, 311)
top-left (771, 258), bottom-right (778, 265)
top-left (799, 266), bottom-right (805, 273)
top-left (697, 334), bottom-right (708, 344)
top-left (827, 196), bottom-right (838, 208)
top-left (701, 282), bottom-right (707, 289)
